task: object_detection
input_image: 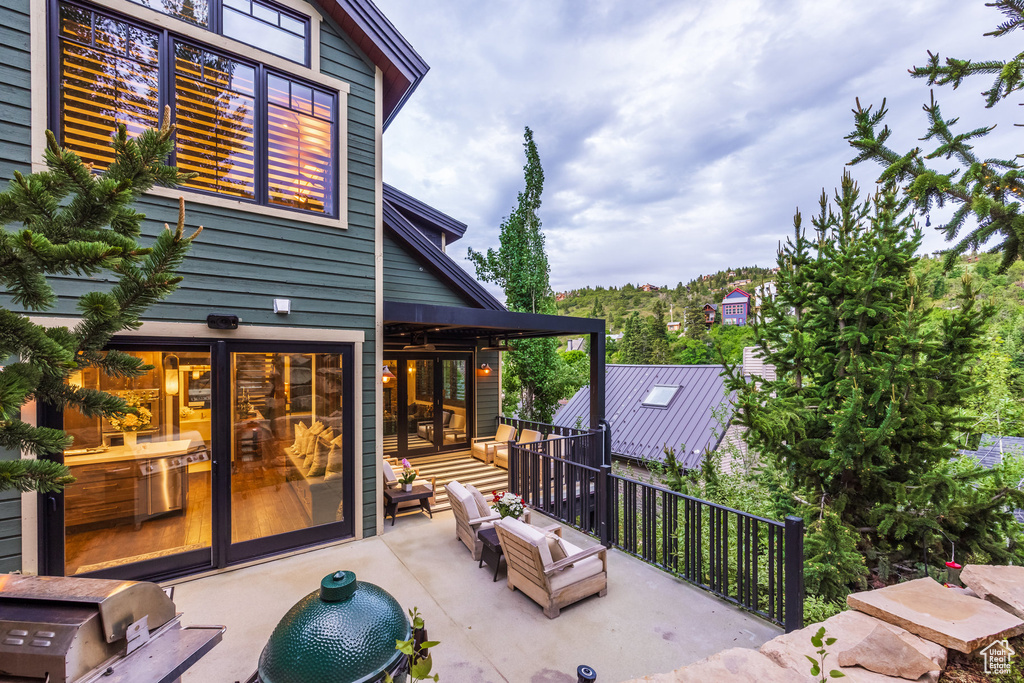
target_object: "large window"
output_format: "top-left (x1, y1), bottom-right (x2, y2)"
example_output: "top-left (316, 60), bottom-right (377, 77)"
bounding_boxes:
top-left (174, 43), bottom-right (256, 199)
top-left (55, 2), bottom-right (337, 216)
top-left (267, 74), bottom-right (334, 214)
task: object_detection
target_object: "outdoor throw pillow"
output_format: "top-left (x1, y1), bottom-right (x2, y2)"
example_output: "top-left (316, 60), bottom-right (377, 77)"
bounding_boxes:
top-left (546, 532), bottom-right (567, 564)
top-left (325, 445), bottom-right (344, 481)
top-left (465, 484), bottom-right (492, 518)
top-left (307, 433), bottom-right (331, 477)
top-left (381, 459), bottom-right (397, 483)
top-left (306, 429), bottom-right (333, 472)
top-left (290, 422), bottom-right (307, 455)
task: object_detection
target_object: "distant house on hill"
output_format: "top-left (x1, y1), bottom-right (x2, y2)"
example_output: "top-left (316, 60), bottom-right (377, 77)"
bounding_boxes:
top-left (703, 304), bottom-right (718, 326)
top-left (640, 284), bottom-right (660, 292)
top-left (721, 288), bottom-right (751, 325)
top-left (565, 337), bottom-right (586, 351)
top-left (553, 364), bottom-right (734, 468)
top-left (666, 321), bottom-right (682, 333)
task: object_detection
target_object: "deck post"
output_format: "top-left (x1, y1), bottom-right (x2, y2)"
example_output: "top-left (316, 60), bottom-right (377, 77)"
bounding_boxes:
top-left (784, 515), bottom-right (805, 632)
top-left (588, 331), bottom-right (605, 437)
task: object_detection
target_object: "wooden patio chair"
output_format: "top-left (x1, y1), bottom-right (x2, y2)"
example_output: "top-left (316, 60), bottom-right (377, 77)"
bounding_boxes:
top-left (493, 428), bottom-right (543, 470)
top-left (493, 516), bottom-right (607, 618)
top-left (471, 422), bottom-right (516, 465)
top-left (446, 480), bottom-right (499, 560)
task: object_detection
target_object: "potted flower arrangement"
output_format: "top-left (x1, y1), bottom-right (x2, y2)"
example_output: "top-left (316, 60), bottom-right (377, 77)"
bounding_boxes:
top-left (491, 491), bottom-right (525, 520)
top-left (398, 459), bottom-right (417, 492)
top-left (108, 392), bottom-right (152, 450)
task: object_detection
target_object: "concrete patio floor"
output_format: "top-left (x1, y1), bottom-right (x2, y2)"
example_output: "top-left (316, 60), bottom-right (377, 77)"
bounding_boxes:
top-left (170, 510), bottom-right (781, 682)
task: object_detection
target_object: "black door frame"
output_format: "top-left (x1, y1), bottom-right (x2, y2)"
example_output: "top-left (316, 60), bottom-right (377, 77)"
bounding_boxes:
top-left (39, 336), bottom-right (357, 581)
top-left (386, 350), bottom-right (473, 459)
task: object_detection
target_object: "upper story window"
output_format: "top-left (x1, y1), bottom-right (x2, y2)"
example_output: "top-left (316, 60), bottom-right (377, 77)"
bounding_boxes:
top-left (222, 0), bottom-right (308, 65)
top-left (126, 0), bottom-right (309, 64)
top-left (131, 0), bottom-right (208, 26)
top-left (55, 2), bottom-right (337, 216)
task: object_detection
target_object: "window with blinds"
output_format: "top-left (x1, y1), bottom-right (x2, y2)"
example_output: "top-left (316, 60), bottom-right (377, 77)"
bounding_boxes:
top-left (55, 2), bottom-right (338, 217)
top-left (267, 74), bottom-right (334, 214)
top-left (174, 43), bottom-right (256, 200)
top-left (59, 4), bottom-right (161, 170)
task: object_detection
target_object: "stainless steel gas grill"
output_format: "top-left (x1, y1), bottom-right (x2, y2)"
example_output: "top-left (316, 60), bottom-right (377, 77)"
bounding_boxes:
top-left (0, 574), bottom-right (223, 683)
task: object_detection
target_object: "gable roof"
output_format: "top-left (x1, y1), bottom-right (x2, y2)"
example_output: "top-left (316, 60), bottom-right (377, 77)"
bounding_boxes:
top-left (314, 0), bottom-right (429, 128)
top-left (703, 303), bottom-right (718, 310)
top-left (553, 364), bottom-right (734, 468)
top-left (383, 184), bottom-right (467, 243)
top-left (383, 198), bottom-right (504, 311)
top-left (722, 288), bottom-right (750, 303)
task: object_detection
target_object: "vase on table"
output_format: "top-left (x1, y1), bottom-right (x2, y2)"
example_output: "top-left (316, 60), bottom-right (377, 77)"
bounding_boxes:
top-left (404, 484), bottom-right (413, 492)
top-left (123, 432), bottom-right (137, 450)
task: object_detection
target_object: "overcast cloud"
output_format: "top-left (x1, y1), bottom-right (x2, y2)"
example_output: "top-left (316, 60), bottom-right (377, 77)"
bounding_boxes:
top-left (376, 0), bottom-right (1020, 296)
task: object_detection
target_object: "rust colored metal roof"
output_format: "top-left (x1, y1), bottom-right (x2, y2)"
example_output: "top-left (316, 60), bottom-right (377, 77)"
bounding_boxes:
top-left (554, 364), bottom-right (734, 468)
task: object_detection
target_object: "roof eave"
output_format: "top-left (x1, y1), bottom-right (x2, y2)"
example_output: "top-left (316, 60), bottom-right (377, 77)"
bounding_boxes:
top-left (383, 200), bottom-right (505, 311)
top-left (315, 0), bottom-right (429, 129)
top-left (383, 183), bottom-right (468, 240)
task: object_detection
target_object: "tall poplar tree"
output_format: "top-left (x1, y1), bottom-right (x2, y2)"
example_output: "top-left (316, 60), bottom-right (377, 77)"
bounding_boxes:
top-left (0, 108), bottom-right (200, 493)
top-left (469, 128), bottom-right (562, 421)
top-left (848, 0), bottom-right (1024, 271)
top-left (726, 172), bottom-right (1024, 590)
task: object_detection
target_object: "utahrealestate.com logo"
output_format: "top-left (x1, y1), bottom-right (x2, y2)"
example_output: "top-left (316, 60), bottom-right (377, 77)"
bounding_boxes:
top-left (981, 639), bottom-right (1016, 675)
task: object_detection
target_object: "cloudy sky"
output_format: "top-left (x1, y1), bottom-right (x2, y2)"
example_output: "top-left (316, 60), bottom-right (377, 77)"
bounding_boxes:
top-left (376, 0), bottom-right (1019, 296)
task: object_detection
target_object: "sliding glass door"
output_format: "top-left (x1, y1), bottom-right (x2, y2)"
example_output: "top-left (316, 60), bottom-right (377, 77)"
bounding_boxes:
top-left (43, 339), bottom-right (355, 580)
top-left (382, 352), bottom-right (472, 459)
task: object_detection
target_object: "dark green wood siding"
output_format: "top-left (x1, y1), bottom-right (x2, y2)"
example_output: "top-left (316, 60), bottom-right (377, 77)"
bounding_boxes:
top-left (475, 349), bottom-right (501, 437)
top-left (0, 0), bottom-right (30, 573)
top-left (382, 232), bottom-right (473, 307)
top-left (0, 0), bottom-right (384, 565)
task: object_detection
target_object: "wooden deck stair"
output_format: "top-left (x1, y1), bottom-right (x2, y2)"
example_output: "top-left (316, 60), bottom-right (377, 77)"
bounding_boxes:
top-left (410, 455), bottom-right (509, 513)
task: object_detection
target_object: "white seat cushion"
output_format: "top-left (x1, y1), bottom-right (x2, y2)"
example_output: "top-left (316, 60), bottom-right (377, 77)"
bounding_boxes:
top-left (382, 459), bottom-right (398, 484)
top-left (547, 555), bottom-right (604, 593)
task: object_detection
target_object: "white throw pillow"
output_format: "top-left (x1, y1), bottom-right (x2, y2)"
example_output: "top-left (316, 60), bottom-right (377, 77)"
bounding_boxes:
top-left (382, 459), bottom-right (398, 483)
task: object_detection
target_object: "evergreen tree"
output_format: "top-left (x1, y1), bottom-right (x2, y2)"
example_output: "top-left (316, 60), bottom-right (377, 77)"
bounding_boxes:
top-left (646, 299), bottom-right (670, 363)
top-left (0, 107), bottom-right (200, 493)
top-left (469, 128), bottom-right (562, 421)
top-left (848, 0), bottom-right (1024, 271)
top-left (618, 312), bottom-right (644, 364)
top-left (725, 171), bottom-right (1024, 587)
top-left (685, 298), bottom-right (706, 339)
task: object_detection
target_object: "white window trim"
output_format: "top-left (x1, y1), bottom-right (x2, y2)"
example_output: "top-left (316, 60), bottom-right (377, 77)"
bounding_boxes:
top-left (31, 0), bottom-right (351, 230)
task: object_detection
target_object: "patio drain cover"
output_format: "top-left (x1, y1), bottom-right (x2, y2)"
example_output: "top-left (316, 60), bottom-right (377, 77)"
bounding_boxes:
top-left (258, 570), bottom-right (411, 683)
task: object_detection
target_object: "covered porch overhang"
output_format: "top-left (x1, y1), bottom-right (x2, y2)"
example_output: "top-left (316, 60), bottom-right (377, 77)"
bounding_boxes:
top-left (383, 301), bottom-right (607, 435)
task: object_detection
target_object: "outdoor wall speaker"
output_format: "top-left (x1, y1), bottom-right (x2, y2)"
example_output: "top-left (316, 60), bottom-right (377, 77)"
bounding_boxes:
top-left (207, 314), bottom-right (239, 330)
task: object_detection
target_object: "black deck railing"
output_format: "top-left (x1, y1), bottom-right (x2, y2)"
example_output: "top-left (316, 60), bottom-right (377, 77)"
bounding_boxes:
top-left (498, 416), bottom-right (603, 467)
top-left (507, 433), bottom-right (804, 632)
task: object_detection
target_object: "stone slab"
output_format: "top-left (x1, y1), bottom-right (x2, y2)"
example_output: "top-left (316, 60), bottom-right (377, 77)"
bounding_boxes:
top-left (620, 647), bottom-right (809, 683)
top-left (836, 624), bottom-right (940, 680)
top-left (961, 564), bottom-right (1024, 620)
top-left (760, 609), bottom-right (946, 683)
top-left (847, 577), bottom-right (1024, 653)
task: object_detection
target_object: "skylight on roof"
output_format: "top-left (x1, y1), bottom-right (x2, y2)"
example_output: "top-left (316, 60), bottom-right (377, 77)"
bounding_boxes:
top-left (642, 384), bottom-right (680, 407)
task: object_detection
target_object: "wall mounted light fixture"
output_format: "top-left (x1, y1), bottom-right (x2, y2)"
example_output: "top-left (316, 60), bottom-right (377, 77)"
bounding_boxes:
top-left (382, 365), bottom-right (397, 383)
top-left (476, 363), bottom-right (492, 377)
top-left (163, 354), bottom-right (180, 395)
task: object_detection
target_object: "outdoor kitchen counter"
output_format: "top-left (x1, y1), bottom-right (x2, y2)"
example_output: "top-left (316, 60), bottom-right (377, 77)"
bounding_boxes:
top-left (64, 439), bottom-right (194, 465)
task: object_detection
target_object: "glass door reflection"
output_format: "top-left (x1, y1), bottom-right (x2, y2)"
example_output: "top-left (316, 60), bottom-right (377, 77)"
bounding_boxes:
top-left (440, 359), bottom-right (467, 448)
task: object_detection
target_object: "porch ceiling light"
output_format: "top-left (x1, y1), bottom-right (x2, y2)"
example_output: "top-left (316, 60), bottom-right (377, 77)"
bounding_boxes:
top-left (382, 365), bottom-right (397, 383)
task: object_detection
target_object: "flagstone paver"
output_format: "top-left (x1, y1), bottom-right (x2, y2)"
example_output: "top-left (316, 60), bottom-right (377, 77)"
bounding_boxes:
top-left (960, 564), bottom-right (1024, 620)
top-left (846, 577), bottom-right (1024, 653)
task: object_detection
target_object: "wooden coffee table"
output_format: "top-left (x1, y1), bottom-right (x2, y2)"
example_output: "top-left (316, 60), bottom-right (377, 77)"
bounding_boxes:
top-left (477, 526), bottom-right (504, 581)
top-left (383, 485), bottom-right (433, 525)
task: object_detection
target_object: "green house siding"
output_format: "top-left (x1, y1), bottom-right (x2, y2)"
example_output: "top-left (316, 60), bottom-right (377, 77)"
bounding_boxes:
top-left (383, 232), bottom-right (474, 307)
top-left (0, 445), bottom-right (20, 572)
top-left (0, 0), bottom-right (384, 567)
top-left (476, 349), bottom-right (501, 438)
